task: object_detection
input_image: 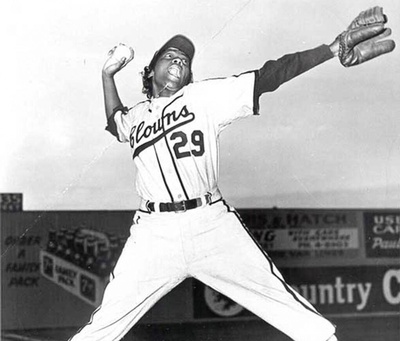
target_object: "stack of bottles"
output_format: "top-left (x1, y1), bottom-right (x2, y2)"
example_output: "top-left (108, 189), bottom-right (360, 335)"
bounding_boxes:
top-left (45, 227), bottom-right (127, 277)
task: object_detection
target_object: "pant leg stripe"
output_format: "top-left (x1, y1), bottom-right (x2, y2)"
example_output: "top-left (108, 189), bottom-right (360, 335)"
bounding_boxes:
top-left (221, 200), bottom-right (323, 317)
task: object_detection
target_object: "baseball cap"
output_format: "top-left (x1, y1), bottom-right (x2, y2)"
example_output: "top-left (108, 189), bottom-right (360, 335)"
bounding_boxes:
top-left (149, 34), bottom-right (195, 69)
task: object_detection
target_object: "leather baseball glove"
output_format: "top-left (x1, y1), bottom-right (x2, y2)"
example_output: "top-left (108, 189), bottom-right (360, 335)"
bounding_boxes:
top-left (348, 6), bottom-right (387, 29)
top-left (338, 24), bottom-right (395, 67)
top-left (337, 6), bottom-right (395, 67)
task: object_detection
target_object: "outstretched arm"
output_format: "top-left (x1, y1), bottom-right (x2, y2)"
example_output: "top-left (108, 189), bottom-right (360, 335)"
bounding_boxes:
top-left (256, 44), bottom-right (334, 95)
top-left (256, 6), bottom-right (394, 96)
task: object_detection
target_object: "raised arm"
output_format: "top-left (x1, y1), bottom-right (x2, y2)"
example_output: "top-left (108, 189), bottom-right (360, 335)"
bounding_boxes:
top-left (101, 45), bottom-right (134, 120)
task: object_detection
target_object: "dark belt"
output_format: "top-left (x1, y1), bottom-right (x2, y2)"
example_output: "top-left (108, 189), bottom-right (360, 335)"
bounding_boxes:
top-left (147, 194), bottom-right (211, 213)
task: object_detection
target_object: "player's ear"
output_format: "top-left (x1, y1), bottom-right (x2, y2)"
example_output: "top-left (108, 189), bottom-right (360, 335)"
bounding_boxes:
top-left (185, 71), bottom-right (193, 85)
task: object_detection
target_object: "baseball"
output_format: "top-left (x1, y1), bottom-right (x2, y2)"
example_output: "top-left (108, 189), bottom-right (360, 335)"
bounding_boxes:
top-left (112, 44), bottom-right (134, 62)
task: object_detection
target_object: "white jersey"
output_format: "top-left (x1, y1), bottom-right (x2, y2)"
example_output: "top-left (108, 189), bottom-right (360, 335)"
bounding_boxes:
top-left (110, 71), bottom-right (258, 202)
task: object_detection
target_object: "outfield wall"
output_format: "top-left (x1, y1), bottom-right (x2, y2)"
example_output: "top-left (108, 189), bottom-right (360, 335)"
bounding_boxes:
top-left (1, 208), bottom-right (399, 334)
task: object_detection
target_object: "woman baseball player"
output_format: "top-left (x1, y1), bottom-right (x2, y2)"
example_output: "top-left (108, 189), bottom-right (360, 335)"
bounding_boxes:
top-left (69, 6), bottom-right (394, 341)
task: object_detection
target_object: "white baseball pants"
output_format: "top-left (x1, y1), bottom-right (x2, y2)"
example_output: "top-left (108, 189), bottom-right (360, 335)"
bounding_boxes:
top-left (69, 200), bottom-right (336, 341)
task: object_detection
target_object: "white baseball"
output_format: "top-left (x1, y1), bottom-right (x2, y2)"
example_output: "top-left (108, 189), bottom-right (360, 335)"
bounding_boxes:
top-left (112, 44), bottom-right (134, 62)
top-left (104, 43), bottom-right (134, 69)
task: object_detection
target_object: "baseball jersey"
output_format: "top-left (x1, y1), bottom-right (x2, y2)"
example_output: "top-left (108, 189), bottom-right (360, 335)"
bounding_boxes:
top-left (107, 71), bottom-right (258, 202)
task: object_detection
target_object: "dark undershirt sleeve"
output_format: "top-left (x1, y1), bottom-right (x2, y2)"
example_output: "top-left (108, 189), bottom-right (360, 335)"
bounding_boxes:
top-left (105, 106), bottom-right (129, 138)
top-left (255, 44), bottom-right (334, 97)
top-left (105, 113), bottom-right (118, 137)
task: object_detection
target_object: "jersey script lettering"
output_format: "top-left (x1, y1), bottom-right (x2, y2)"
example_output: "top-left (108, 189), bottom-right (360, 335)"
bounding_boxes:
top-left (130, 98), bottom-right (195, 158)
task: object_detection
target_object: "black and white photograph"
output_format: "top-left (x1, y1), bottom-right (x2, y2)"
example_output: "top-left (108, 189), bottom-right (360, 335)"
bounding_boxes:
top-left (1, 1), bottom-right (399, 340)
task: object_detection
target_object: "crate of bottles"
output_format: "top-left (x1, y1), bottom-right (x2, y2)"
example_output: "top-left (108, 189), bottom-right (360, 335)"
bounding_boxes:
top-left (40, 227), bottom-right (127, 306)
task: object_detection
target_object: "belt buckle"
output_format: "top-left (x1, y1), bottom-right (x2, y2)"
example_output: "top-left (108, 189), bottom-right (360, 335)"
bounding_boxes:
top-left (173, 200), bottom-right (187, 213)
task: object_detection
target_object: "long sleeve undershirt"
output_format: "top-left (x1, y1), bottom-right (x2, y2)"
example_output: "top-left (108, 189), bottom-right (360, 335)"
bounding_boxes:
top-left (255, 44), bottom-right (334, 97)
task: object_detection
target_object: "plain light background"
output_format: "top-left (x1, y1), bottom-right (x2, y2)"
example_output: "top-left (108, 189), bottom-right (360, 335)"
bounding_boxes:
top-left (1, 0), bottom-right (399, 210)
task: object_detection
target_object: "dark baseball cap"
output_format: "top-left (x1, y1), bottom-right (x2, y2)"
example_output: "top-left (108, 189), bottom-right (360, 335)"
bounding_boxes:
top-left (149, 34), bottom-right (195, 69)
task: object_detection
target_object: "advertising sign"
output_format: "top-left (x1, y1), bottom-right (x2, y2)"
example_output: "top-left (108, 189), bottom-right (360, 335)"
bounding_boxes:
top-left (364, 211), bottom-right (400, 258)
top-left (193, 266), bottom-right (400, 319)
top-left (239, 210), bottom-right (359, 259)
top-left (251, 227), bottom-right (358, 251)
top-left (40, 250), bottom-right (108, 306)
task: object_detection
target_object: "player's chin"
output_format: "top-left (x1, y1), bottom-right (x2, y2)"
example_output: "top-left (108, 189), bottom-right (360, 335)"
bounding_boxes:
top-left (167, 77), bottom-right (188, 91)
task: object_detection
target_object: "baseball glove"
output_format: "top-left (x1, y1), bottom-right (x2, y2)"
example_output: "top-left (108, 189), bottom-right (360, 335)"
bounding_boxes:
top-left (348, 6), bottom-right (387, 29)
top-left (338, 23), bottom-right (395, 67)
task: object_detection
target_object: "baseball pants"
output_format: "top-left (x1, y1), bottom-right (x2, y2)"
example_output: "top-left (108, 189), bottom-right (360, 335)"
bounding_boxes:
top-left (69, 200), bottom-right (336, 341)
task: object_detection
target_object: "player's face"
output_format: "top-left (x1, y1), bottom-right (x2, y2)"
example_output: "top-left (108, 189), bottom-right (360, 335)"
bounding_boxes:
top-left (152, 48), bottom-right (191, 97)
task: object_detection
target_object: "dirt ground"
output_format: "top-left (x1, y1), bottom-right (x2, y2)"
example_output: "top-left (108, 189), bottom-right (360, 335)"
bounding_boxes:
top-left (2, 315), bottom-right (399, 341)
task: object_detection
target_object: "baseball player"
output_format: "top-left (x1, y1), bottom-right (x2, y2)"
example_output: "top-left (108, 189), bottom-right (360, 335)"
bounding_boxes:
top-left (69, 7), bottom-right (394, 341)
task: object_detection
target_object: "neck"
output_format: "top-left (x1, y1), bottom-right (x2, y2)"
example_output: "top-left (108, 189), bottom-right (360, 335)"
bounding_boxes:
top-left (153, 82), bottom-right (178, 98)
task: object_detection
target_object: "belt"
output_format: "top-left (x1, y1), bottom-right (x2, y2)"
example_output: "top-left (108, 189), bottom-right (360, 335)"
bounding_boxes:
top-left (145, 194), bottom-right (212, 213)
